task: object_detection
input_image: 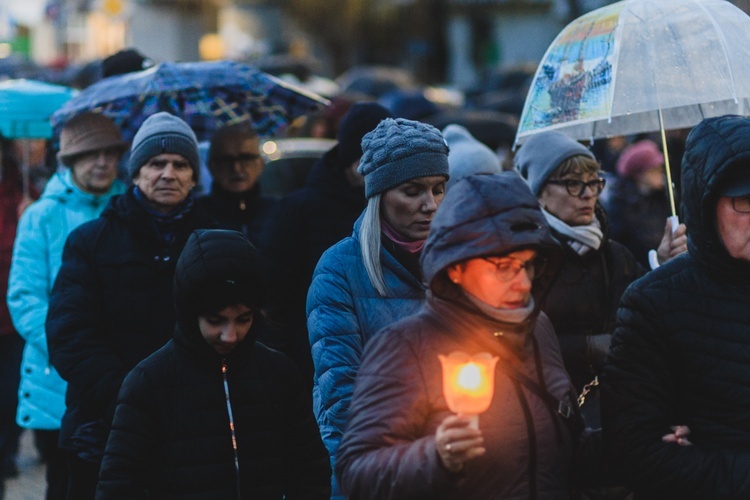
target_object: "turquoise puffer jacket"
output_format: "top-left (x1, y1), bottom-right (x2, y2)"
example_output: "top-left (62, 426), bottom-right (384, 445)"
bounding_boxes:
top-left (7, 169), bottom-right (125, 430)
top-left (307, 214), bottom-right (426, 498)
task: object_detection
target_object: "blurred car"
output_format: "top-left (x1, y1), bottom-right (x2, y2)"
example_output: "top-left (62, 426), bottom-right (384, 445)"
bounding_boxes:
top-left (260, 137), bottom-right (337, 198)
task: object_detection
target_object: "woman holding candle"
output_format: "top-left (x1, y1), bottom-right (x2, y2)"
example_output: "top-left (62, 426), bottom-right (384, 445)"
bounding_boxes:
top-left (307, 117), bottom-right (450, 498)
top-left (336, 172), bottom-right (584, 499)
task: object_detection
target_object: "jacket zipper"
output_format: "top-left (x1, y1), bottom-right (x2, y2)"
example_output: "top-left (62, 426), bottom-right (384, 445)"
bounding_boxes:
top-left (222, 359), bottom-right (242, 499)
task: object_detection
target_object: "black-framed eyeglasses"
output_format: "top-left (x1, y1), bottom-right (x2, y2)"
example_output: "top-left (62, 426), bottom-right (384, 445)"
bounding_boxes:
top-left (731, 195), bottom-right (750, 213)
top-left (546, 177), bottom-right (606, 197)
top-left (213, 153), bottom-right (262, 169)
top-left (481, 255), bottom-right (547, 282)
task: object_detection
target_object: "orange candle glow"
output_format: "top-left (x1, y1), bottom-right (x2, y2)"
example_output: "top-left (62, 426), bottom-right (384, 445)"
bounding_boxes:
top-left (438, 351), bottom-right (499, 428)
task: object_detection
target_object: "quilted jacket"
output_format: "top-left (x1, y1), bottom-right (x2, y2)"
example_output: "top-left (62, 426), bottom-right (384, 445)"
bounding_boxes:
top-left (307, 213), bottom-right (426, 497)
top-left (601, 115), bottom-right (750, 498)
top-left (7, 169), bottom-right (125, 430)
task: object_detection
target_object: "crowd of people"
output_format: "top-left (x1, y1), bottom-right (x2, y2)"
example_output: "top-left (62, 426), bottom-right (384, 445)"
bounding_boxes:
top-left (2, 50), bottom-right (750, 500)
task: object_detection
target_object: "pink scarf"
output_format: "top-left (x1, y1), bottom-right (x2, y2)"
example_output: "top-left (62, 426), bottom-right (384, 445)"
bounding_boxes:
top-left (381, 220), bottom-right (426, 253)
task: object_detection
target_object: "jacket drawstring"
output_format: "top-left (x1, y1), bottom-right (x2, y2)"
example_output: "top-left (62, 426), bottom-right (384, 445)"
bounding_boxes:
top-left (222, 359), bottom-right (242, 499)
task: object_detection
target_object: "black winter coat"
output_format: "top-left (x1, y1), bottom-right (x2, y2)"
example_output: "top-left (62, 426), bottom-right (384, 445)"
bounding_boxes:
top-left (96, 228), bottom-right (330, 499)
top-left (258, 147), bottom-right (366, 382)
top-left (603, 177), bottom-right (670, 268)
top-left (46, 188), bottom-right (215, 452)
top-left (601, 115), bottom-right (750, 499)
top-left (96, 333), bottom-right (330, 499)
top-left (197, 183), bottom-right (276, 246)
top-left (541, 205), bottom-right (644, 392)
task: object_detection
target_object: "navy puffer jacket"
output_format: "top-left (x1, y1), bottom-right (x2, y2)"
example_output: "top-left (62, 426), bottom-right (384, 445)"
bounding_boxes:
top-left (307, 211), bottom-right (426, 498)
top-left (601, 115), bottom-right (750, 499)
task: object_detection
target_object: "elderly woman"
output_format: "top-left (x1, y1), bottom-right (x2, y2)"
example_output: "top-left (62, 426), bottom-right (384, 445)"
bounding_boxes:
top-left (307, 117), bottom-right (450, 498)
top-left (336, 172), bottom-right (582, 498)
top-left (96, 229), bottom-right (330, 499)
top-left (514, 131), bottom-right (691, 396)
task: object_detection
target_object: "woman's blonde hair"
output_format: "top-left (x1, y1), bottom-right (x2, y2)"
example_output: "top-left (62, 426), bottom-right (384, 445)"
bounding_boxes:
top-left (359, 194), bottom-right (388, 297)
top-left (549, 155), bottom-right (600, 179)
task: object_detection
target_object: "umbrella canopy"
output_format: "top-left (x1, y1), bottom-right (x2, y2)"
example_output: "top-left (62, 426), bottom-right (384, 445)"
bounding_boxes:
top-left (50, 60), bottom-right (330, 142)
top-left (0, 79), bottom-right (77, 139)
top-left (515, 0), bottom-right (750, 146)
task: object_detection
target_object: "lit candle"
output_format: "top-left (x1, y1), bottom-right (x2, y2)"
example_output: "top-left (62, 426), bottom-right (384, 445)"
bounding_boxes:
top-left (438, 351), bottom-right (499, 429)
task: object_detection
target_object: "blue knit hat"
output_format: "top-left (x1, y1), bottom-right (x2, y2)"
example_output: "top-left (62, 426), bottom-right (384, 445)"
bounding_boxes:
top-left (129, 112), bottom-right (200, 180)
top-left (514, 131), bottom-right (595, 196)
top-left (358, 117), bottom-right (449, 198)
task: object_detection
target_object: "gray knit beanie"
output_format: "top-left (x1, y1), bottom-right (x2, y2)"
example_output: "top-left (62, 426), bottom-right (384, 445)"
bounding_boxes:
top-left (358, 117), bottom-right (449, 198)
top-left (128, 112), bottom-right (200, 180)
top-left (514, 131), bottom-right (595, 196)
top-left (443, 124), bottom-right (502, 189)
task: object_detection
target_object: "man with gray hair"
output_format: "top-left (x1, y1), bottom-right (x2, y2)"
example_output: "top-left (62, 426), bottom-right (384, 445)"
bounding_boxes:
top-left (46, 112), bottom-right (214, 499)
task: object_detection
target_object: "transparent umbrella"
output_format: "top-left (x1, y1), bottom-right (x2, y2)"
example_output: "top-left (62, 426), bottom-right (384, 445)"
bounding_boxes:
top-left (514, 0), bottom-right (750, 215)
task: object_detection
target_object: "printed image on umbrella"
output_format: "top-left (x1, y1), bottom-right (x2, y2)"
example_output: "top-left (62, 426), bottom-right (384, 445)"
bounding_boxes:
top-left (515, 0), bottom-right (750, 145)
top-left (51, 60), bottom-right (330, 142)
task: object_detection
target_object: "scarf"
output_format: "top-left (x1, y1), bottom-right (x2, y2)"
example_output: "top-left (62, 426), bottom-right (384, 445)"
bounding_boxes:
top-left (463, 291), bottom-right (536, 324)
top-left (543, 210), bottom-right (603, 255)
top-left (133, 186), bottom-right (195, 246)
top-left (381, 220), bottom-right (426, 254)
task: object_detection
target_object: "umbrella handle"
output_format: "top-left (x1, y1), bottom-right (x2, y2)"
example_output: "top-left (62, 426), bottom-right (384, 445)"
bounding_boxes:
top-left (668, 215), bottom-right (679, 235)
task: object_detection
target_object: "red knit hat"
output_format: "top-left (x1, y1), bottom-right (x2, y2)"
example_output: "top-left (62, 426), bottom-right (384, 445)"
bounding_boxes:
top-left (616, 139), bottom-right (664, 179)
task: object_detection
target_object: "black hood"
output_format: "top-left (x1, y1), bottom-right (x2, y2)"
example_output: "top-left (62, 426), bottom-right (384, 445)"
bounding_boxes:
top-left (681, 115), bottom-right (750, 279)
top-left (421, 172), bottom-right (562, 307)
top-left (173, 229), bottom-right (267, 357)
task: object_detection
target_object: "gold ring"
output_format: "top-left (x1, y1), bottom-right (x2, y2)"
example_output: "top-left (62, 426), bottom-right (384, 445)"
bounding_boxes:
top-left (445, 443), bottom-right (453, 452)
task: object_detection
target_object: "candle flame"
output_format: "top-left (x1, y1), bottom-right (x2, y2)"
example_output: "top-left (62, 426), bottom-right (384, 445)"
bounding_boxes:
top-left (457, 362), bottom-right (482, 390)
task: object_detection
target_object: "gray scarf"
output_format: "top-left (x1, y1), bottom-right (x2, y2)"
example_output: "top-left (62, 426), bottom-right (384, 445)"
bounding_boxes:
top-left (463, 291), bottom-right (535, 324)
top-left (543, 209), bottom-right (603, 255)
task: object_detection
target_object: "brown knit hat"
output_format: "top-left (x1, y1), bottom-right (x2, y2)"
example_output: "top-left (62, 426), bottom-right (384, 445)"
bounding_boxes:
top-left (58, 113), bottom-right (128, 167)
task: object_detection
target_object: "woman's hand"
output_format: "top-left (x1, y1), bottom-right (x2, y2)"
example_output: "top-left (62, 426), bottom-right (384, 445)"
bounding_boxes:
top-left (661, 425), bottom-right (692, 446)
top-left (657, 219), bottom-right (688, 265)
top-left (435, 414), bottom-right (486, 473)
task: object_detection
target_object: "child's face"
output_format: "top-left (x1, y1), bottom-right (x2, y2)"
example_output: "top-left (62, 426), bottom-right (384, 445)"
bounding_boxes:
top-left (198, 304), bottom-right (254, 355)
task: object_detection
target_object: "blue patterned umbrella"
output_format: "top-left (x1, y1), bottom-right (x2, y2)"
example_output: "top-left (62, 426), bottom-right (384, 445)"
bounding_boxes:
top-left (51, 60), bottom-right (330, 142)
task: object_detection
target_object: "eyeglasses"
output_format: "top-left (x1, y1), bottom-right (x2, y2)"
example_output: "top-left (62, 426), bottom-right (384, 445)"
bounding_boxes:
top-left (213, 153), bottom-right (262, 169)
top-left (731, 195), bottom-right (750, 213)
top-left (481, 256), bottom-right (547, 282)
top-left (546, 177), bottom-right (606, 197)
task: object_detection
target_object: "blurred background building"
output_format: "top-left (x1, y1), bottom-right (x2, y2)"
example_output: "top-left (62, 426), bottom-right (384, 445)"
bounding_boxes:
top-left (2, 0), bottom-right (750, 90)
